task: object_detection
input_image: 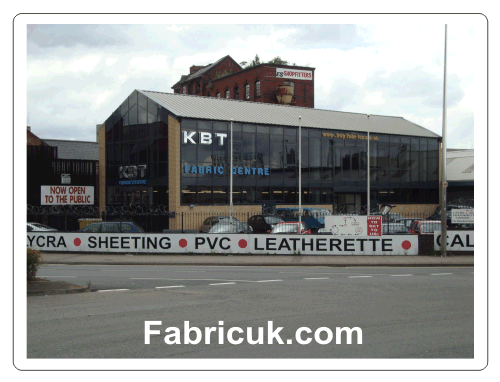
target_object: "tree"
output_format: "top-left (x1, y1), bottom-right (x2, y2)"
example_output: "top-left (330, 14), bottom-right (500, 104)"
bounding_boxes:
top-left (267, 56), bottom-right (289, 65)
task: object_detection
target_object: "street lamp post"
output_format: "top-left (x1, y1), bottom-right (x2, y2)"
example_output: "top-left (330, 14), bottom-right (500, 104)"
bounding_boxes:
top-left (230, 118), bottom-right (234, 228)
top-left (298, 116), bottom-right (302, 234)
top-left (367, 114), bottom-right (370, 216)
top-left (440, 25), bottom-right (448, 257)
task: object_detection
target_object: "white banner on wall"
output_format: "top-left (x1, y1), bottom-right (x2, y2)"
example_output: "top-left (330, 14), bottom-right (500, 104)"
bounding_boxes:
top-left (27, 233), bottom-right (419, 255)
top-left (451, 209), bottom-right (474, 224)
top-left (324, 215), bottom-right (382, 236)
top-left (41, 185), bottom-right (94, 205)
top-left (433, 231), bottom-right (474, 251)
top-left (275, 68), bottom-right (313, 80)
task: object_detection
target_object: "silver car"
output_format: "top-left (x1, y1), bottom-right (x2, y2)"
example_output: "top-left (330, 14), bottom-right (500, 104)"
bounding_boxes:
top-left (199, 216), bottom-right (240, 233)
top-left (208, 221), bottom-right (253, 234)
top-left (27, 222), bottom-right (58, 232)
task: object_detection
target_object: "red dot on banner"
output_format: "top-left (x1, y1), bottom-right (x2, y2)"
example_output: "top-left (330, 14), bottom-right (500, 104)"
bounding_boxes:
top-left (179, 239), bottom-right (188, 248)
top-left (74, 238), bottom-right (81, 246)
top-left (238, 239), bottom-right (247, 248)
top-left (402, 240), bottom-right (411, 250)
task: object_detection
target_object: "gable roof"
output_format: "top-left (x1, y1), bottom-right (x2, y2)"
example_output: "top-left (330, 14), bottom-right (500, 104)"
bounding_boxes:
top-left (140, 90), bottom-right (440, 138)
top-left (44, 139), bottom-right (99, 161)
top-left (172, 55), bottom-right (242, 88)
top-left (446, 149), bottom-right (474, 182)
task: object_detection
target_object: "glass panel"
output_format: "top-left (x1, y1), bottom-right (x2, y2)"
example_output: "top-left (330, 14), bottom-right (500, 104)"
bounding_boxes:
top-left (148, 99), bottom-right (157, 116)
top-left (138, 91), bottom-right (147, 110)
top-left (129, 105), bottom-right (138, 126)
top-left (128, 91), bottom-right (137, 108)
top-left (181, 186), bottom-right (197, 205)
top-left (256, 134), bottom-right (269, 167)
top-left (158, 137), bottom-right (168, 162)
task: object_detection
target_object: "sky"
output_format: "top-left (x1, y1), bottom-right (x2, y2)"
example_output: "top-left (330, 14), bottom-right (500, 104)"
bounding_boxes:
top-left (26, 17), bottom-right (482, 149)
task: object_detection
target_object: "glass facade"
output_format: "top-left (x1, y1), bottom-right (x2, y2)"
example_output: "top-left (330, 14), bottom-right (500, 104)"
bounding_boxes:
top-left (104, 92), bottom-right (439, 211)
top-left (179, 118), bottom-right (439, 208)
top-left (105, 90), bottom-right (169, 206)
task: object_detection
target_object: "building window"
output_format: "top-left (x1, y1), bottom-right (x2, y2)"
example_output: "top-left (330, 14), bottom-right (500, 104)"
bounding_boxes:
top-left (225, 90), bottom-right (230, 99)
top-left (245, 84), bottom-right (250, 100)
top-left (183, 86), bottom-right (187, 94)
top-left (197, 82), bottom-right (201, 92)
top-left (234, 86), bottom-right (239, 100)
top-left (216, 92), bottom-right (220, 98)
top-left (255, 81), bottom-right (261, 97)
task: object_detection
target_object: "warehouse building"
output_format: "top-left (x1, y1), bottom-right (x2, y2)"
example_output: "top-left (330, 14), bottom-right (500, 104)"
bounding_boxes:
top-left (100, 90), bottom-right (441, 229)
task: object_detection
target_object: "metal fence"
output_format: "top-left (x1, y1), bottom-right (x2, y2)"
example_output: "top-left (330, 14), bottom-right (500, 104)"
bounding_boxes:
top-left (27, 198), bottom-right (473, 233)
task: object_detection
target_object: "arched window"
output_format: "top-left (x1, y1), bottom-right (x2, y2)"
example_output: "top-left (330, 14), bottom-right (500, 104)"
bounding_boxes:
top-left (234, 86), bottom-right (239, 100)
top-left (216, 91), bottom-right (220, 98)
top-left (225, 89), bottom-right (230, 99)
top-left (255, 80), bottom-right (261, 97)
top-left (244, 83), bottom-right (250, 100)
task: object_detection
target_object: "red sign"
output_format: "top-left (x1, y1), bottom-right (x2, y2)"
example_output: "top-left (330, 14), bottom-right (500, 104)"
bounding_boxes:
top-left (367, 216), bottom-right (382, 236)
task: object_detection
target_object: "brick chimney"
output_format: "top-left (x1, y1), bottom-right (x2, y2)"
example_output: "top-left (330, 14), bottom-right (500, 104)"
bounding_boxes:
top-left (190, 65), bottom-right (203, 74)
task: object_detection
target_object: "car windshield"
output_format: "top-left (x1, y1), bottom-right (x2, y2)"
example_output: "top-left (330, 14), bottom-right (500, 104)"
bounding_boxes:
top-left (264, 216), bottom-right (283, 224)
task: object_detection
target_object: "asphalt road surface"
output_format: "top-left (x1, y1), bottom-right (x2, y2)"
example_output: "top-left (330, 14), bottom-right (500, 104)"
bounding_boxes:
top-left (27, 265), bottom-right (474, 359)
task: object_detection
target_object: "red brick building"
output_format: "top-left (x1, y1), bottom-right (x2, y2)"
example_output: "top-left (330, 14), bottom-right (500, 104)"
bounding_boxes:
top-left (172, 55), bottom-right (315, 108)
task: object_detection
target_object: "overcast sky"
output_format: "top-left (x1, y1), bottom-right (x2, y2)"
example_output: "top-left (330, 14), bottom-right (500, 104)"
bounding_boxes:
top-left (26, 18), bottom-right (482, 149)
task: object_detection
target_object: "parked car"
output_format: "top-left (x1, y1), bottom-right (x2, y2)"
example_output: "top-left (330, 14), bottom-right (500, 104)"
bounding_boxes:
top-left (208, 221), bottom-right (253, 234)
top-left (395, 218), bottom-right (418, 230)
top-left (78, 221), bottom-right (144, 233)
top-left (269, 221), bottom-right (311, 234)
top-left (409, 220), bottom-right (444, 235)
top-left (248, 214), bottom-right (284, 233)
top-left (198, 216), bottom-right (240, 233)
top-left (427, 205), bottom-right (472, 226)
top-left (386, 212), bottom-right (404, 222)
top-left (275, 207), bottom-right (324, 233)
top-left (27, 222), bottom-right (58, 232)
top-left (382, 223), bottom-right (411, 235)
top-left (317, 227), bottom-right (333, 235)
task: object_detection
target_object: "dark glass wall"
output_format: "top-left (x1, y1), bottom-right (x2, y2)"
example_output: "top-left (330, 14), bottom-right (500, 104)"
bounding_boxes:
top-left (104, 90), bottom-right (169, 206)
top-left (179, 118), bottom-right (439, 205)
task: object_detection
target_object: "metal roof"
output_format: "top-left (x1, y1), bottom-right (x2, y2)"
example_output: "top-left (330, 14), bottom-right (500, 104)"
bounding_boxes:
top-left (140, 90), bottom-right (440, 138)
top-left (44, 139), bottom-right (99, 161)
top-left (446, 149), bottom-right (474, 182)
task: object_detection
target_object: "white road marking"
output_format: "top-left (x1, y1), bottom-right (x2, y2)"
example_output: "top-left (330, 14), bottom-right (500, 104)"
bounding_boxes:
top-left (304, 277), bottom-right (330, 280)
top-left (255, 280), bottom-right (283, 283)
top-left (130, 278), bottom-right (259, 283)
top-left (38, 276), bottom-right (76, 278)
top-left (348, 276), bottom-right (373, 278)
top-left (209, 282), bottom-right (236, 286)
top-left (390, 274), bottom-right (413, 277)
top-left (430, 273), bottom-right (453, 276)
top-left (155, 285), bottom-right (185, 289)
top-left (97, 289), bottom-right (130, 292)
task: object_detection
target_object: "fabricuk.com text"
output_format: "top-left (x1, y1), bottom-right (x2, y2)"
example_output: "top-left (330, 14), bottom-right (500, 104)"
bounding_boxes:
top-left (144, 321), bottom-right (363, 345)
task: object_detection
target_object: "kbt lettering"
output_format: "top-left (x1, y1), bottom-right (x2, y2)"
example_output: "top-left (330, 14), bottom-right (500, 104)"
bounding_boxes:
top-left (119, 165), bottom-right (147, 179)
top-left (183, 131), bottom-right (228, 145)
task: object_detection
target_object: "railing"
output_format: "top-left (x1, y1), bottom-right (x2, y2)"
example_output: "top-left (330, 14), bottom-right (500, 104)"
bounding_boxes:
top-left (27, 198), bottom-right (473, 233)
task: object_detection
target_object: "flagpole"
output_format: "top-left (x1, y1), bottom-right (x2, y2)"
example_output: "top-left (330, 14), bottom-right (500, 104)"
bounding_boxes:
top-left (230, 118), bottom-right (234, 227)
top-left (298, 116), bottom-right (302, 234)
top-left (440, 25), bottom-right (448, 257)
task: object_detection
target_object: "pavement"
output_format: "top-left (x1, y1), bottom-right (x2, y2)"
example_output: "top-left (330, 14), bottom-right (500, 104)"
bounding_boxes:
top-left (28, 252), bottom-right (473, 297)
top-left (39, 252), bottom-right (474, 267)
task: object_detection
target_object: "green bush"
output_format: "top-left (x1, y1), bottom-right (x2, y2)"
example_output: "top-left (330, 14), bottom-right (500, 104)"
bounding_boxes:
top-left (27, 247), bottom-right (42, 281)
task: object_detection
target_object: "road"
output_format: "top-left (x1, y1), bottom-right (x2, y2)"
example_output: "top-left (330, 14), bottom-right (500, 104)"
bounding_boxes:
top-left (28, 265), bottom-right (474, 359)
